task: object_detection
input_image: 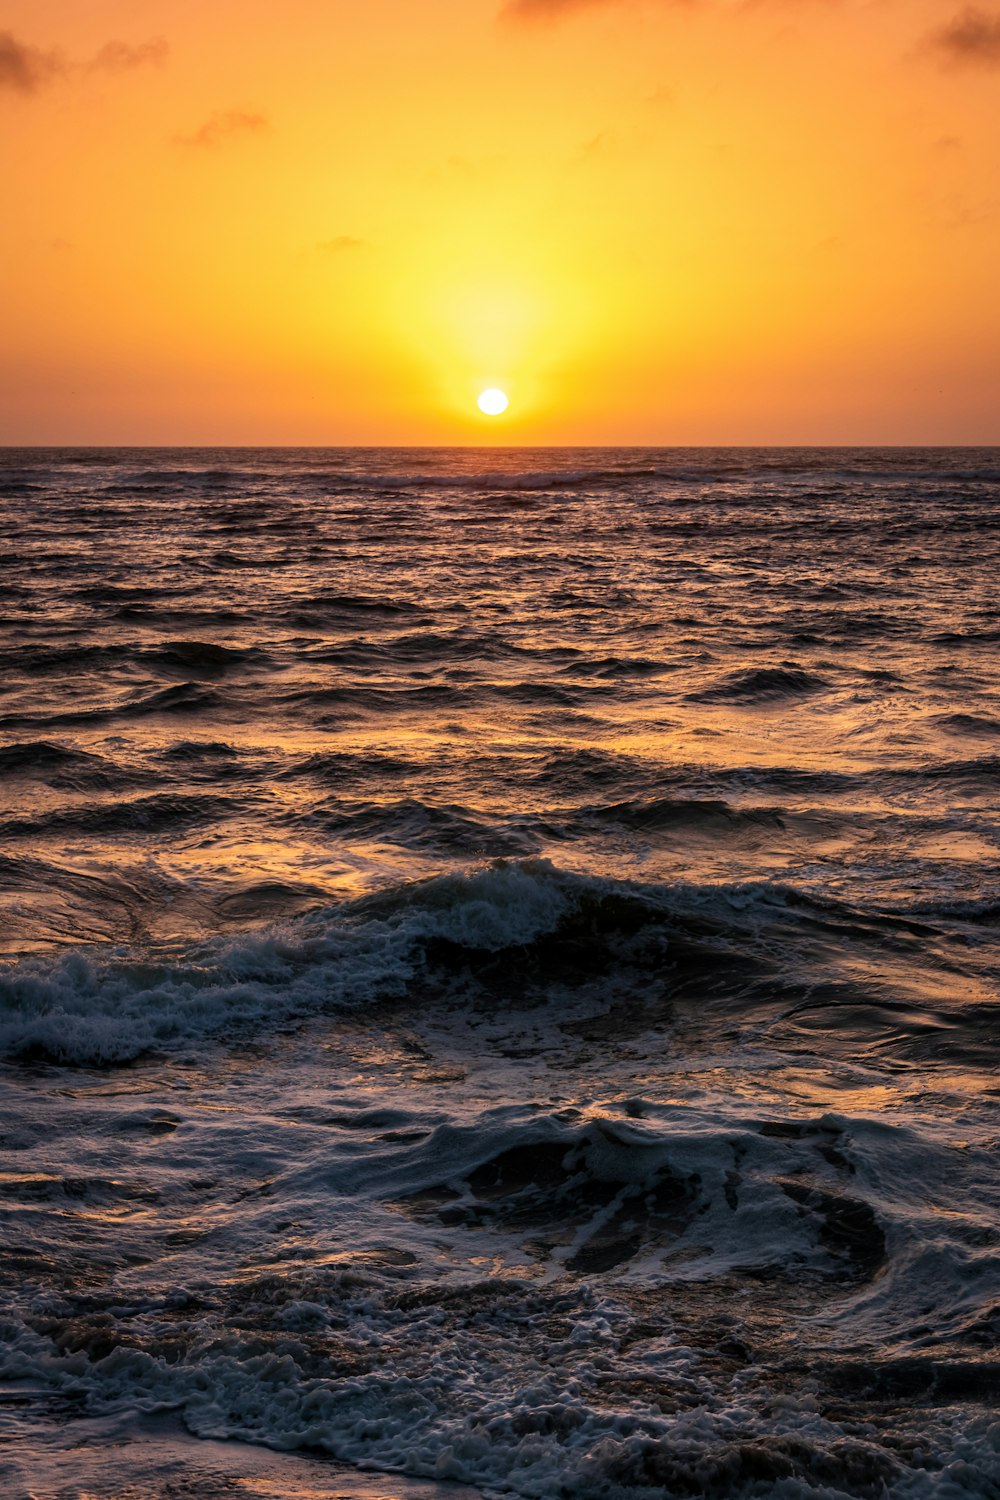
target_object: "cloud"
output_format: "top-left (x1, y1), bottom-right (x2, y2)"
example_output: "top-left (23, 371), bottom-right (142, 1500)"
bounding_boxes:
top-left (578, 129), bottom-right (609, 158)
top-left (175, 110), bottom-right (270, 148)
top-left (501, 0), bottom-right (616, 17)
top-left (88, 37), bottom-right (169, 74)
top-left (928, 6), bottom-right (1000, 67)
top-left (500, 0), bottom-right (877, 25)
top-left (646, 83), bottom-right (675, 107)
top-left (0, 30), bottom-right (167, 96)
top-left (501, 0), bottom-right (704, 20)
top-left (0, 30), bottom-right (65, 93)
top-left (318, 235), bottom-right (366, 252)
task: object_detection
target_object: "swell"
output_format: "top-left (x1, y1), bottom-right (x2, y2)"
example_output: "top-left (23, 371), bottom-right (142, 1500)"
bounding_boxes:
top-left (0, 682), bottom-right (224, 730)
top-left (934, 712), bottom-right (1000, 739)
top-left (1, 640), bottom-right (263, 679)
top-left (0, 741), bottom-right (98, 779)
top-left (687, 665), bottom-right (831, 703)
top-left (286, 791), bottom-right (807, 857)
top-left (0, 792), bottom-right (239, 841)
top-left (281, 681), bottom-right (607, 713)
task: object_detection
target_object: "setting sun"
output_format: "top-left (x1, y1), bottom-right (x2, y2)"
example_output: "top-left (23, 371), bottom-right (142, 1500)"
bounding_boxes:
top-left (477, 388), bottom-right (509, 417)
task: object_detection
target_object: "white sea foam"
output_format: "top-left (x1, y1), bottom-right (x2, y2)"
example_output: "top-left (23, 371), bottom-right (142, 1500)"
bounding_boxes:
top-left (3, 1276), bottom-right (999, 1500)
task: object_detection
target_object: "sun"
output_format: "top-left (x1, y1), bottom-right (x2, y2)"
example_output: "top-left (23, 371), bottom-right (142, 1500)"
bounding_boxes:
top-left (477, 388), bottom-right (509, 416)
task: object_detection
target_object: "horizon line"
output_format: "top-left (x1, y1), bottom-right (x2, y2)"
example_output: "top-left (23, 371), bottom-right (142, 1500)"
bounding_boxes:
top-left (3, 442), bottom-right (999, 452)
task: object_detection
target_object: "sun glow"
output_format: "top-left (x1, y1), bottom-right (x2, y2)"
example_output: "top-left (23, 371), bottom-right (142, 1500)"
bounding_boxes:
top-left (477, 388), bottom-right (509, 417)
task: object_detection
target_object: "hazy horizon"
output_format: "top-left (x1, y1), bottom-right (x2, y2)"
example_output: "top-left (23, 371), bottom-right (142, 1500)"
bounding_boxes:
top-left (5, 441), bottom-right (1000, 452)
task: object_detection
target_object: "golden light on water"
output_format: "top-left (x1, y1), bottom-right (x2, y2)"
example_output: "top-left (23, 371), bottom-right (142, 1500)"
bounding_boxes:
top-left (477, 388), bottom-right (509, 417)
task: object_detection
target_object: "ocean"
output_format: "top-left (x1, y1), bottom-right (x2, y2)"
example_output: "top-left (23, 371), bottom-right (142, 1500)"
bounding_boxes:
top-left (0, 447), bottom-right (998, 1500)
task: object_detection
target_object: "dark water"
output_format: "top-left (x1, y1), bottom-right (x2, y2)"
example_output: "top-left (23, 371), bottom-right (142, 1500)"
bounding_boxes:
top-left (1, 448), bottom-right (998, 1499)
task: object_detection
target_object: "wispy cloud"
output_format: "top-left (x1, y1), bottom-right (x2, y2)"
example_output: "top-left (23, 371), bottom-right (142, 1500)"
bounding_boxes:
top-left (646, 83), bottom-right (675, 107)
top-left (318, 235), bottom-right (367, 253)
top-left (577, 129), bottom-right (609, 159)
top-left (0, 30), bottom-right (65, 93)
top-left (927, 6), bottom-right (1000, 68)
top-left (502, 0), bottom-right (618, 18)
top-left (175, 110), bottom-right (270, 149)
top-left (88, 37), bottom-right (169, 75)
top-left (0, 29), bottom-right (167, 95)
top-left (500, 0), bottom-right (708, 21)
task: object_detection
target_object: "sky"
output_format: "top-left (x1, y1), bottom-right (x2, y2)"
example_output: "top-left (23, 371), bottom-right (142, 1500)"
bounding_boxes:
top-left (1, 0), bottom-right (998, 444)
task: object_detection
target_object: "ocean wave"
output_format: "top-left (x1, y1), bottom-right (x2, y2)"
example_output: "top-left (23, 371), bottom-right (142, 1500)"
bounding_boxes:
top-left (1, 639), bottom-right (261, 680)
top-left (931, 629), bottom-right (1000, 646)
top-left (277, 749), bottom-right (419, 784)
top-left (554, 654), bottom-right (671, 679)
top-left (0, 741), bottom-right (98, 779)
top-left (687, 666), bottom-right (831, 704)
top-left (302, 462), bottom-right (676, 494)
top-left (0, 792), bottom-right (239, 841)
top-left (519, 748), bottom-right (654, 793)
top-left (0, 1279), bottom-right (944, 1500)
top-left (3, 1090), bottom-right (997, 1498)
top-left (581, 795), bottom-right (784, 835)
top-left (282, 681), bottom-right (603, 716)
top-left (301, 797), bottom-right (538, 857)
top-left (311, 629), bottom-right (485, 660)
top-left (391, 1106), bottom-right (885, 1282)
top-left (895, 893), bottom-right (1000, 924)
top-left (288, 788), bottom-right (820, 858)
top-left (933, 713), bottom-right (1000, 739)
top-left (209, 548), bottom-right (273, 568)
top-left (308, 630), bottom-right (572, 669)
top-left (0, 682), bottom-right (224, 730)
top-left (0, 859), bottom-right (957, 1066)
top-left (0, 643), bottom-right (125, 676)
top-left (281, 592), bottom-right (426, 627)
top-left (905, 754), bottom-right (1000, 787)
top-left (144, 640), bottom-right (264, 675)
top-left (158, 738), bottom-right (245, 762)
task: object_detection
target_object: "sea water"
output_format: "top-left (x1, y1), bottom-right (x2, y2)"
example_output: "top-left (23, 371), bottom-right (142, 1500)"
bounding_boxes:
top-left (1, 448), bottom-right (998, 1498)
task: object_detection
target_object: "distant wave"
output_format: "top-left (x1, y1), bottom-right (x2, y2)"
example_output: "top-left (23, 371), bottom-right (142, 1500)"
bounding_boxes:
top-left (0, 792), bottom-right (238, 841)
top-left (0, 682), bottom-right (223, 730)
top-left (933, 712), bottom-right (1000, 739)
top-left (2, 639), bottom-right (261, 679)
top-left (687, 665), bottom-right (831, 703)
top-left (0, 741), bottom-right (93, 778)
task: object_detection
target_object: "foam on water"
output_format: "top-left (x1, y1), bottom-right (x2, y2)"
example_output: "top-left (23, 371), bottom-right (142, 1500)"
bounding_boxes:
top-left (2, 1073), bottom-right (998, 1498)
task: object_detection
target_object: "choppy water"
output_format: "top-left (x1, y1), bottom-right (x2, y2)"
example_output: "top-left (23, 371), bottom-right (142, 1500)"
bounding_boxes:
top-left (1, 447), bottom-right (998, 1500)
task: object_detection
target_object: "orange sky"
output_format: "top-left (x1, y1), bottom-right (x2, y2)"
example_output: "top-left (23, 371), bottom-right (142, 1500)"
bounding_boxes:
top-left (1, 0), bottom-right (998, 443)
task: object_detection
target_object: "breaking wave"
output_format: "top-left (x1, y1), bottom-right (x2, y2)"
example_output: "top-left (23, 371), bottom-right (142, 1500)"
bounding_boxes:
top-left (0, 858), bottom-right (979, 1067)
